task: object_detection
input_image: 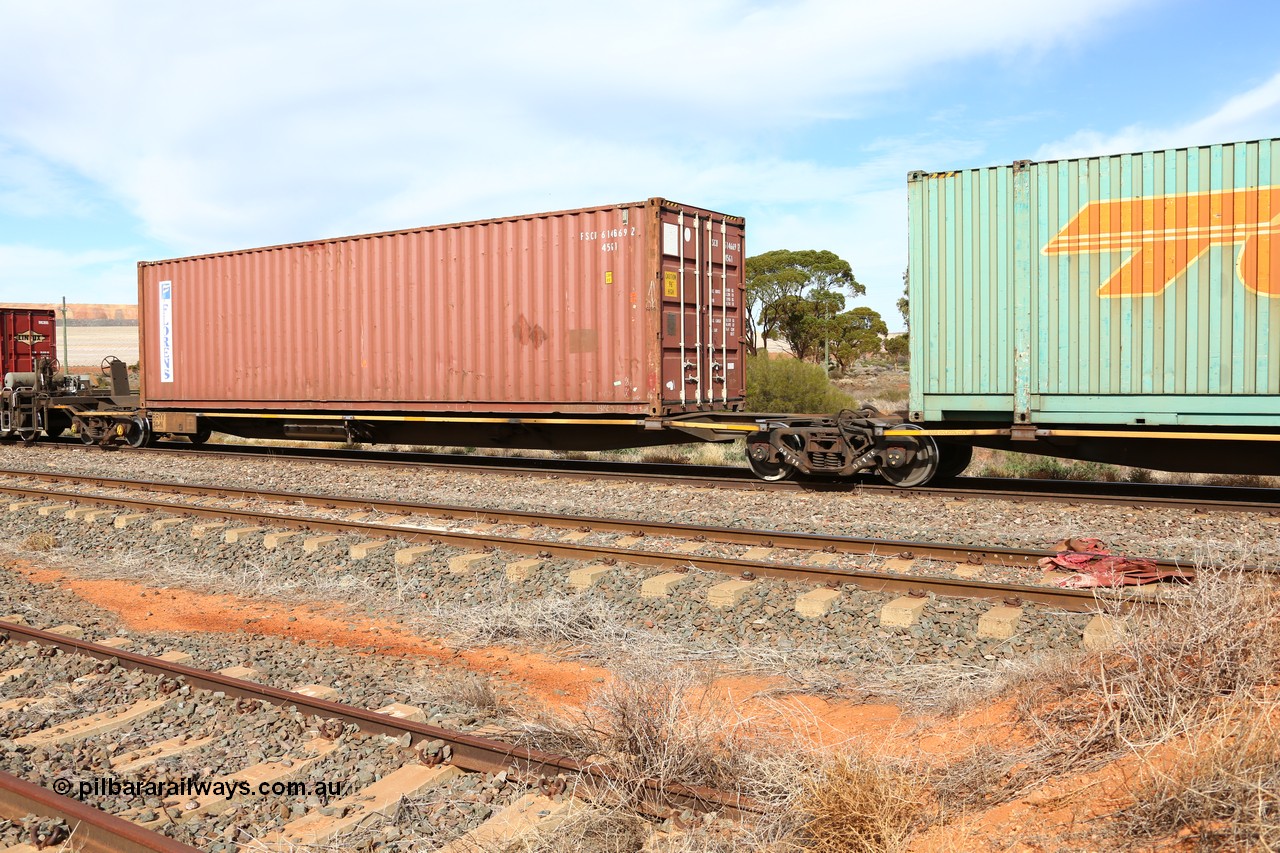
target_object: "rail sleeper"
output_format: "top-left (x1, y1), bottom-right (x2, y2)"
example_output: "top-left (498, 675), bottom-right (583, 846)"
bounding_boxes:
top-left (157, 650), bottom-right (193, 665)
top-left (505, 558), bottom-right (543, 581)
top-left (349, 540), bottom-right (388, 560)
top-left (567, 564), bottom-right (611, 590)
top-left (293, 684), bottom-right (340, 701)
top-left (641, 572), bottom-right (691, 599)
top-left (395, 545), bottom-right (435, 565)
top-left (190, 521), bottom-right (228, 539)
top-left (111, 734), bottom-right (217, 774)
top-left (376, 702), bottom-right (426, 722)
top-left (1082, 615), bottom-right (1126, 650)
top-left (707, 579), bottom-right (755, 608)
top-left (449, 553), bottom-right (490, 574)
top-left (976, 605), bottom-right (1024, 639)
top-left (267, 764), bottom-right (464, 848)
top-left (15, 696), bottom-right (175, 747)
top-left (223, 526), bottom-right (264, 543)
top-left (136, 738), bottom-right (339, 824)
top-left (879, 596), bottom-right (928, 627)
top-left (795, 588), bottom-right (841, 618)
top-left (262, 531), bottom-right (300, 549)
top-left (435, 792), bottom-right (584, 853)
top-left (302, 535), bottom-right (340, 553)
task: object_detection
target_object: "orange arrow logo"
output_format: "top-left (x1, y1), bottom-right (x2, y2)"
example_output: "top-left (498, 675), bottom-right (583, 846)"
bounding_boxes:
top-left (1044, 187), bottom-right (1280, 297)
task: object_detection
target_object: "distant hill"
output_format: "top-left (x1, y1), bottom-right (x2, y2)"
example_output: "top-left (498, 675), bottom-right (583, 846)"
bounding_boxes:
top-left (0, 303), bottom-right (137, 325)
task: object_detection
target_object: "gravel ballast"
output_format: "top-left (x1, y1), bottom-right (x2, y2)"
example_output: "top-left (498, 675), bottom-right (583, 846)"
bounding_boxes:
top-left (0, 444), bottom-right (1268, 567)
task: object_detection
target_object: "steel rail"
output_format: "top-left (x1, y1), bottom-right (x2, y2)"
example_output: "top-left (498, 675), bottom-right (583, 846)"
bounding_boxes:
top-left (0, 480), bottom-right (1148, 612)
top-left (0, 621), bottom-right (756, 820)
top-left (0, 468), bottom-right (1202, 573)
top-left (35, 439), bottom-right (1280, 513)
top-left (0, 770), bottom-right (199, 853)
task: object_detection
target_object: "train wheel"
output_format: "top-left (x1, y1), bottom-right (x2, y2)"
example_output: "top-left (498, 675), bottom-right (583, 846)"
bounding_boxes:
top-left (877, 424), bottom-right (940, 487)
top-left (44, 412), bottom-right (71, 440)
top-left (747, 453), bottom-right (796, 482)
top-left (933, 444), bottom-right (973, 480)
top-left (746, 432), bottom-right (798, 482)
top-left (125, 417), bottom-right (154, 449)
top-left (188, 426), bottom-right (212, 446)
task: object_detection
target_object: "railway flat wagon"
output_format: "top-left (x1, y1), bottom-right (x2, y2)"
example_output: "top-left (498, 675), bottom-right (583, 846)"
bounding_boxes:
top-left (0, 307), bottom-right (119, 442)
top-left (137, 198), bottom-right (747, 450)
top-left (908, 137), bottom-right (1280, 473)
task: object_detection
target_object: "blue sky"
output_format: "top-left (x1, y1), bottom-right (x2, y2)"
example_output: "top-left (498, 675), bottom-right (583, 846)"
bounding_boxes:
top-left (1, 0), bottom-right (1278, 328)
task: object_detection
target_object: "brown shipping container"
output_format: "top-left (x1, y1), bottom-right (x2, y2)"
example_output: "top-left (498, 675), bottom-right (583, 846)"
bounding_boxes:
top-left (138, 199), bottom-right (746, 421)
top-left (0, 308), bottom-right (58, 377)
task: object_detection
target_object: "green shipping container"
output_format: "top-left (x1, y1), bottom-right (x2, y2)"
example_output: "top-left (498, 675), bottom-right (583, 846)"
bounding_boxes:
top-left (908, 138), bottom-right (1280, 429)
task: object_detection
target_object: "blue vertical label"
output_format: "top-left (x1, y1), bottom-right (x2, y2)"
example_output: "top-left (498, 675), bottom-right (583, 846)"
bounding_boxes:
top-left (159, 280), bottom-right (173, 383)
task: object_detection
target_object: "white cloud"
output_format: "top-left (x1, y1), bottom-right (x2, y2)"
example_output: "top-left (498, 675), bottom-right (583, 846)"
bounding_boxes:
top-left (0, 0), bottom-right (1154, 316)
top-left (0, 245), bottom-right (138, 303)
top-left (1037, 68), bottom-right (1280, 160)
top-left (0, 143), bottom-right (96, 219)
top-left (0, 1), bottom-right (1142, 249)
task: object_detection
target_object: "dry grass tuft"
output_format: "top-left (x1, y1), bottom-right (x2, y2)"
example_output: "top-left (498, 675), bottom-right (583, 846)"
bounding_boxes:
top-left (429, 591), bottom-right (632, 655)
top-left (1114, 699), bottom-right (1280, 850)
top-left (516, 658), bottom-right (815, 847)
top-left (513, 657), bottom-right (940, 851)
top-left (517, 808), bottom-right (652, 853)
top-left (22, 532), bottom-right (57, 552)
top-left (526, 659), bottom-right (747, 794)
top-left (1017, 569), bottom-right (1280, 767)
top-left (900, 567), bottom-right (1280, 848)
top-left (453, 672), bottom-right (515, 716)
top-left (796, 752), bottom-right (925, 853)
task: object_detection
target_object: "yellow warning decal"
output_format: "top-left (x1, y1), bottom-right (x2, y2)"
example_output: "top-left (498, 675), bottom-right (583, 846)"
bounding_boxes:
top-left (664, 271), bottom-right (678, 298)
top-left (605, 271), bottom-right (614, 284)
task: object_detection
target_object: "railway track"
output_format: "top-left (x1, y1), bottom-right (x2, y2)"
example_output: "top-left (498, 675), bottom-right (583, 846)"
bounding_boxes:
top-left (31, 438), bottom-right (1280, 514)
top-left (0, 468), bottom-right (1203, 613)
top-left (0, 620), bottom-right (749, 851)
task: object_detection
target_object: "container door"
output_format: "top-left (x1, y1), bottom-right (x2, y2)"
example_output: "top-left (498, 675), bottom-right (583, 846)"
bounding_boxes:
top-left (1, 311), bottom-right (56, 375)
top-left (658, 208), bottom-right (745, 409)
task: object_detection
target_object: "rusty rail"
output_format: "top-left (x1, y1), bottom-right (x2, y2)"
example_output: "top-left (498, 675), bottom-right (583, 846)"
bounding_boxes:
top-left (0, 621), bottom-right (757, 820)
top-left (37, 438), bottom-right (1280, 514)
top-left (0, 770), bottom-right (199, 853)
top-left (0, 476), bottom-right (1157, 611)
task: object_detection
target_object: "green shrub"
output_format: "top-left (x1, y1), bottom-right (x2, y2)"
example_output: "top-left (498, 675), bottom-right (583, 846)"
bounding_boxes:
top-left (745, 355), bottom-right (857, 414)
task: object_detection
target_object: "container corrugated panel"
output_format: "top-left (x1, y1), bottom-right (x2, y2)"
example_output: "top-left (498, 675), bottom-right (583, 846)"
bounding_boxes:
top-left (908, 138), bottom-right (1280, 426)
top-left (0, 309), bottom-right (57, 376)
top-left (138, 199), bottom-right (745, 416)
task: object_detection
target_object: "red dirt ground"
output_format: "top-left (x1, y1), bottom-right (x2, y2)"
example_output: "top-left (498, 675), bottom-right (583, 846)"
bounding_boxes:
top-left (7, 558), bottom-right (1161, 849)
